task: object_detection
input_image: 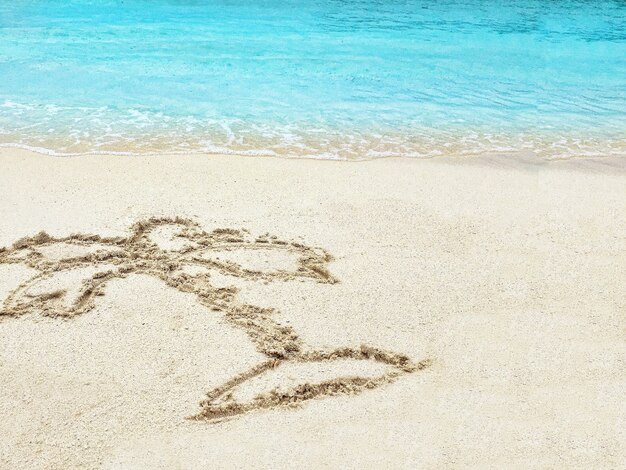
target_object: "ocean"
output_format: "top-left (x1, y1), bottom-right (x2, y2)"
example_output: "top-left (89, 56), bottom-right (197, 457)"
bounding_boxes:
top-left (0, 0), bottom-right (624, 159)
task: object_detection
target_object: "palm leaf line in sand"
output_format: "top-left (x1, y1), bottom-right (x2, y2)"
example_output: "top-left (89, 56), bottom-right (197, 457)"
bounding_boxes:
top-left (0, 217), bottom-right (431, 421)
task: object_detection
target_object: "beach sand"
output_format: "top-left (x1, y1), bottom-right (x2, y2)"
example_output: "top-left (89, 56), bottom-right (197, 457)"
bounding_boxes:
top-left (0, 149), bottom-right (624, 469)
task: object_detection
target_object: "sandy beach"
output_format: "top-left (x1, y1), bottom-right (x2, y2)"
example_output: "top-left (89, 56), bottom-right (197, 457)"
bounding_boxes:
top-left (0, 149), bottom-right (624, 469)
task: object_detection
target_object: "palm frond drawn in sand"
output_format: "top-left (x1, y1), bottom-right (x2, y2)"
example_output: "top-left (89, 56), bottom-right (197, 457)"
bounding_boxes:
top-left (0, 217), bottom-right (431, 421)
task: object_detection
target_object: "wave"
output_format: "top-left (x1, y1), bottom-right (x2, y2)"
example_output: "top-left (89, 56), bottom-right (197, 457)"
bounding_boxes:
top-left (1, 129), bottom-right (624, 162)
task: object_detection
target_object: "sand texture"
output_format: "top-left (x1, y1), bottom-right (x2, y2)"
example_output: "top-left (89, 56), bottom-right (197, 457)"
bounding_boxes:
top-left (0, 149), bottom-right (625, 469)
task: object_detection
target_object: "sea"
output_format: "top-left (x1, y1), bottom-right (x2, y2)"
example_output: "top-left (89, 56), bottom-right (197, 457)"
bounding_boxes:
top-left (0, 0), bottom-right (624, 159)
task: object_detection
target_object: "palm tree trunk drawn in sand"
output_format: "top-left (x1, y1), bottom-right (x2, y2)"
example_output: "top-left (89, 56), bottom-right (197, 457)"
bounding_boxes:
top-left (0, 217), bottom-right (431, 421)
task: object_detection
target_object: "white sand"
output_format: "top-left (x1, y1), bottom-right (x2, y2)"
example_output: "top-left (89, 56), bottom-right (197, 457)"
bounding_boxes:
top-left (0, 149), bottom-right (624, 469)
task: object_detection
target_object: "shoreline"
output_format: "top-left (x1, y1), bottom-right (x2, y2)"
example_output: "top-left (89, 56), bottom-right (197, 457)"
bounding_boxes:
top-left (1, 145), bottom-right (625, 175)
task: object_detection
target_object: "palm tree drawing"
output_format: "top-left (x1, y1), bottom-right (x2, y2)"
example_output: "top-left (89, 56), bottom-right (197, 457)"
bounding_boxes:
top-left (0, 217), bottom-right (430, 420)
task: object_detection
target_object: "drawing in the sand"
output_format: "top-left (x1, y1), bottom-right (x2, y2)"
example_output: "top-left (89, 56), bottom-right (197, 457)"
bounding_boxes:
top-left (0, 217), bottom-right (430, 420)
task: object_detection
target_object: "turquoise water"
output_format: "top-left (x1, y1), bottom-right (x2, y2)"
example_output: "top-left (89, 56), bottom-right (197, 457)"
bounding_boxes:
top-left (0, 0), bottom-right (624, 159)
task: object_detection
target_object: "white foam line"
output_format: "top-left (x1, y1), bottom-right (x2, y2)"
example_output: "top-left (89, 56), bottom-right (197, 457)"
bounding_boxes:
top-left (1, 142), bottom-right (623, 162)
top-left (0, 143), bottom-right (141, 157)
top-left (0, 143), bottom-right (353, 160)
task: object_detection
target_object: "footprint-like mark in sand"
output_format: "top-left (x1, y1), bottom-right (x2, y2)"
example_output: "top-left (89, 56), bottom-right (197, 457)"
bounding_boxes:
top-left (0, 218), bottom-right (430, 421)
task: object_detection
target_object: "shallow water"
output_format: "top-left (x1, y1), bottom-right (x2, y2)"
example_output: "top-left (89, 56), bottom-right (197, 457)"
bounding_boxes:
top-left (0, 0), bottom-right (624, 159)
